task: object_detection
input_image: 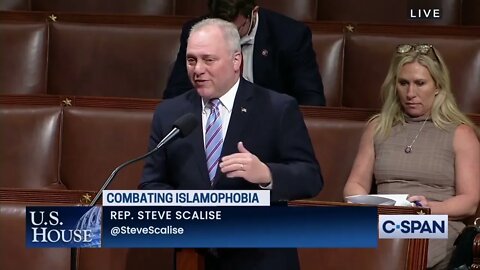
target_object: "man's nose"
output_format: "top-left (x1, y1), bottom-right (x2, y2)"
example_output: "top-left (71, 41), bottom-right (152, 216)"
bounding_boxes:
top-left (194, 61), bottom-right (205, 75)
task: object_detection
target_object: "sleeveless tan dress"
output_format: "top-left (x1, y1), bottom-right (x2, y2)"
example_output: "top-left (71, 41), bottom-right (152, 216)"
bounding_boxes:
top-left (374, 117), bottom-right (465, 269)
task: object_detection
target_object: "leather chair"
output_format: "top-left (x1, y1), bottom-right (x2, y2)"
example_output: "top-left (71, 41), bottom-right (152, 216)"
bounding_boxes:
top-left (30, 0), bottom-right (175, 15)
top-left (299, 239), bottom-right (410, 270)
top-left (174, 0), bottom-right (319, 20)
top-left (257, 0), bottom-right (318, 21)
top-left (317, 0), bottom-right (461, 25)
top-left (0, 105), bottom-right (62, 188)
top-left (0, 21), bottom-right (48, 94)
top-left (174, 0), bottom-right (208, 17)
top-left (60, 106), bottom-right (154, 191)
top-left (342, 32), bottom-right (480, 113)
top-left (47, 21), bottom-right (181, 98)
top-left (3, 12), bottom-right (480, 115)
top-left (462, 0), bottom-right (480, 26)
top-left (0, 0), bottom-right (30, 11)
top-left (0, 200), bottom-right (174, 270)
top-left (0, 202), bottom-right (70, 270)
top-left (78, 248), bottom-right (174, 270)
top-left (309, 26), bottom-right (344, 106)
top-left (304, 117), bottom-right (365, 201)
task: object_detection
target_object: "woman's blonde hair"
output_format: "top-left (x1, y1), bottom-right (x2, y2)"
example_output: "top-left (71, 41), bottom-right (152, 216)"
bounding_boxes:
top-left (372, 44), bottom-right (478, 138)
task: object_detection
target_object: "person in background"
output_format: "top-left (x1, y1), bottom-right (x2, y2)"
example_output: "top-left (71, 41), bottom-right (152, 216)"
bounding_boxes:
top-left (140, 18), bottom-right (323, 270)
top-left (343, 43), bottom-right (479, 269)
top-left (163, 0), bottom-right (326, 106)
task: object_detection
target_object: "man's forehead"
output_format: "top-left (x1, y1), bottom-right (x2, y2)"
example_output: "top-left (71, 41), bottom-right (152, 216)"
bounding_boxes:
top-left (187, 40), bottom-right (218, 55)
top-left (190, 25), bottom-right (222, 39)
top-left (189, 30), bottom-right (219, 46)
top-left (187, 34), bottom-right (228, 55)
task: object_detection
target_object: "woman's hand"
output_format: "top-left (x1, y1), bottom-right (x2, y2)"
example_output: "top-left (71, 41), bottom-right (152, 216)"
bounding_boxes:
top-left (407, 195), bottom-right (429, 208)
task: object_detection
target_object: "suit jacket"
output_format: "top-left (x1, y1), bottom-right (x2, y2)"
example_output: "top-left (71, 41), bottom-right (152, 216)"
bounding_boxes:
top-left (163, 8), bottom-right (326, 106)
top-left (140, 79), bottom-right (323, 270)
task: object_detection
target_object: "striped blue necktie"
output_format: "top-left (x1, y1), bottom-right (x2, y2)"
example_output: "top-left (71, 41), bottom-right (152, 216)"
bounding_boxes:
top-left (205, 99), bottom-right (223, 181)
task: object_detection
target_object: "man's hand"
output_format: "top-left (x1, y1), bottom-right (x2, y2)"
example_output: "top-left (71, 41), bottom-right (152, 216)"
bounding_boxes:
top-left (219, 142), bottom-right (272, 184)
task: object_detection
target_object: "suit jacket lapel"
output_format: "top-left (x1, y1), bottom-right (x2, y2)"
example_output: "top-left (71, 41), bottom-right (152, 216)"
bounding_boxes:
top-left (184, 81), bottom-right (255, 186)
top-left (213, 79), bottom-right (254, 183)
top-left (252, 8), bottom-right (272, 86)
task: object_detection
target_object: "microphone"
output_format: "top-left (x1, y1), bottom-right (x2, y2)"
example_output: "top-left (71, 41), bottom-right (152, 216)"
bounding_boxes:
top-left (155, 112), bottom-right (197, 150)
top-left (88, 113), bottom-right (197, 206)
top-left (70, 113), bottom-right (197, 270)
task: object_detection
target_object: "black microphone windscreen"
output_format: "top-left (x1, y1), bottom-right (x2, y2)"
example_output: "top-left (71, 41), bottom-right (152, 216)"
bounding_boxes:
top-left (172, 113), bottom-right (198, 137)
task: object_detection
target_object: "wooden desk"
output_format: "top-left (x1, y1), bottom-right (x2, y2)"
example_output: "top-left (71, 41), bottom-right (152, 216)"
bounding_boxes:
top-left (1, 189), bottom-right (430, 270)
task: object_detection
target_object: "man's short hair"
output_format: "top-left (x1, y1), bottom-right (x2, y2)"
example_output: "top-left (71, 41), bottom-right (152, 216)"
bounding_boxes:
top-left (208, 0), bottom-right (256, 21)
top-left (189, 18), bottom-right (241, 54)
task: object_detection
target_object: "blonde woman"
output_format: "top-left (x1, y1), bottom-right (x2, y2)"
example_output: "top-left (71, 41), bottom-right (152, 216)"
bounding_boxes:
top-left (344, 44), bottom-right (479, 269)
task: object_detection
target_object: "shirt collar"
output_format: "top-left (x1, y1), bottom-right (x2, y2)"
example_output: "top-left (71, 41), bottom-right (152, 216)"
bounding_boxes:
top-left (201, 78), bottom-right (240, 113)
top-left (239, 11), bottom-right (259, 46)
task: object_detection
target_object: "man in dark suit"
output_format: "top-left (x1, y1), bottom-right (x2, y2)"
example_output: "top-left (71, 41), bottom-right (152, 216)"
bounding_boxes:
top-left (140, 18), bottom-right (323, 270)
top-left (163, 0), bottom-right (325, 106)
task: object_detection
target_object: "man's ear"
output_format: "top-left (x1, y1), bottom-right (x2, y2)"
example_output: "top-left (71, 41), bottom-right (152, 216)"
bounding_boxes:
top-left (233, 52), bottom-right (242, 70)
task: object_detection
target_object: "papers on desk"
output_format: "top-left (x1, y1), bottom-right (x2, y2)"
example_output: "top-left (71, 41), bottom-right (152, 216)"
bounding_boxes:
top-left (345, 194), bottom-right (414, 206)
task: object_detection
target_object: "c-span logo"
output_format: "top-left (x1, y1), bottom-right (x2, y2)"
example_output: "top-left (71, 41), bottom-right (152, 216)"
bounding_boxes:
top-left (379, 215), bottom-right (448, 239)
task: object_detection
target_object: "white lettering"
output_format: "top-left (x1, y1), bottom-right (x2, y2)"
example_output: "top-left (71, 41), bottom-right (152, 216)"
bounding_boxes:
top-left (409, 8), bottom-right (441, 19)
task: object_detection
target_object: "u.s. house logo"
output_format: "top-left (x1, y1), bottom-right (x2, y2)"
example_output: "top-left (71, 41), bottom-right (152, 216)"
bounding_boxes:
top-left (26, 206), bottom-right (102, 248)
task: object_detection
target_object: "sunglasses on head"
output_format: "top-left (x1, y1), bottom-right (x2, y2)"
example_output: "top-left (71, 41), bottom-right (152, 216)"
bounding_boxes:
top-left (396, 44), bottom-right (439, 61)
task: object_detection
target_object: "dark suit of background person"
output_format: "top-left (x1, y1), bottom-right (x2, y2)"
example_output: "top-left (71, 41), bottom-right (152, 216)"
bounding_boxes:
top-left (163, 7), bottom-right (326, 106)
top-left (140, 18), bottom-right (322, 270)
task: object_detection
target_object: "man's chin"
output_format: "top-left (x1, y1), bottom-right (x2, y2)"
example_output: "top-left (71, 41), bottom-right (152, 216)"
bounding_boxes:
top-left (195, 87), bottom-right (214, 99)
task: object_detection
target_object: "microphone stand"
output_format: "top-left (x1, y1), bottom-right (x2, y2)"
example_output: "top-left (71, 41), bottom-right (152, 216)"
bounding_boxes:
top-left (70, 128), bottom-right (181, 270)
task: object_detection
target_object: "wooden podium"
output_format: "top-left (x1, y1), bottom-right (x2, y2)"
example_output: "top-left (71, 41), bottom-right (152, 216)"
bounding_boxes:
top-left (290, 200), bottom-right (428, 270)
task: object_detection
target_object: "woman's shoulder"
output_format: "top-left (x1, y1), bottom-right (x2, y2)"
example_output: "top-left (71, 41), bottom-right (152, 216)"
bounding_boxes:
top-left (360, 117), bottom-right (379, 143)
top-left (454, 124), bottom-right (479, 141)
top-left (453, 124), bottom-right (480, 153)
top-left (365, 115), bottom-right (383, 134)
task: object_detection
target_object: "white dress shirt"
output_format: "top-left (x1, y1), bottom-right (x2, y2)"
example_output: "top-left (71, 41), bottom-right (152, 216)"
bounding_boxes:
top-left (200, 79), bottom-right (272, 189)
top-left (239, 11), bottom-right (259, 83)
top-left (201, 79), bottom-right (239, 147)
